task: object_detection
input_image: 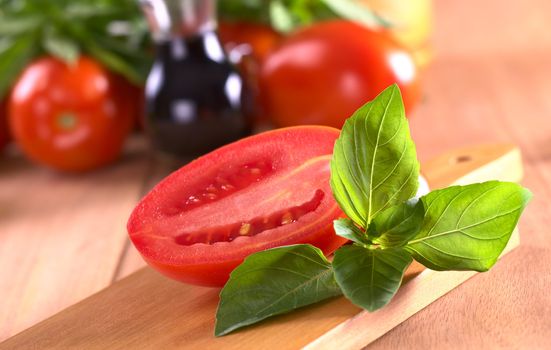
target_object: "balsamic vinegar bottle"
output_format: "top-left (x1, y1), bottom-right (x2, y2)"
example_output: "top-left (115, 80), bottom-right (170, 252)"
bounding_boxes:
top-left (141, 0), bottom-right (252, 157)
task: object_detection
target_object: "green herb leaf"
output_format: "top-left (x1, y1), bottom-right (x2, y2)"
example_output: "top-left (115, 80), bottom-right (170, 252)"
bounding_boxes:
top-left (320, 0), bottom-right (389, 29)
top-left (370, 199), bottom-right (424, 248)
top-left (330, 84), bottom-right (420, 227)
top-left (65, 3), bottom-right (120, 19)
top-left (218, 0), bottom-right (385, 33)
top-left (215, 244), bottom-right (342, 337)
top-left (0, 0), bottom-right (150, 89)
top-left (43, 28), bottom-right (80, 64)
top-left (334, 218), bottom-right (370, 245)
top-left (333, 245), bottom-right (412, 311)
top-left (406, 181), bottom-right (532, 271)
top-left (85, 42), bottom-right (143, 84)
top-left (0, 16), bottom-right (43, 36)
top-left (269, 0), bottom-right (295, 33)
top-left (0, 36), bottom-right (37, 98)
top-left (218, 0), bottom-right (269, 24)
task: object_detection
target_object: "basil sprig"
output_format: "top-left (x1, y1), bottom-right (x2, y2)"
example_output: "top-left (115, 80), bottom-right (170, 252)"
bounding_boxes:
top-left (215, 85), bottom-right (532, 336)
top-left (0, 0), bottom-right (151, 98)
top-left (219, 0), bottom-right (387, 34)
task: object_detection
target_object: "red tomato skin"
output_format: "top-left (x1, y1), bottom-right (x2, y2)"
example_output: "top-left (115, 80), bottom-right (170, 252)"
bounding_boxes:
top-left (0, 99), bottom-right (8, 152)
top-left (218, 21), bottom-right (282, 64)
top-left (9, 56), bottom-right (134, 172)
top-left (260, 20), bottom-right (421, 128)
top-left (128, 126), bottom-right (347, 287)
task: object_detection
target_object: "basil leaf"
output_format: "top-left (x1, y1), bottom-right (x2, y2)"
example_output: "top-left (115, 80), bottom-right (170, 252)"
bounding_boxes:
top-left (370, 199), bottom-right (424, 248)
top-left (65, 4), bottom-right (120, 18)
top-left (320, 0), bottom-right (389, 29)
top-left (406, 181), bottom-right (532, 271)
top-left (43, 28), bottom-right (80, 64)
top-left (269, 0), bottom-right (295, 33)
top-left (330, 84), bottom-right (420, 227)
top-left (0, 36), bottom-right (37, 98)
top-left (334, 218), bottom-right (370, 245)
top-left (215, 244), bottom-right (341, 337)
top-left (0, 16), bottom-right (42, 36)
top-left (85, 42), bottom-right (143, 84)
top-left (333, 245), bottom-right (412, 311)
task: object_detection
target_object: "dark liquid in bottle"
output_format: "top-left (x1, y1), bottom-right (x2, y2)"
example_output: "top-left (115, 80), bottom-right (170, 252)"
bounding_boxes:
top-left (145, 31), bottom-right (252, 157)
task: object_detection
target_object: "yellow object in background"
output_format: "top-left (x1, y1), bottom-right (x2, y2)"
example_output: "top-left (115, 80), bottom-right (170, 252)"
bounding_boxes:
top-left (360, 0), bottom-right (433, 68)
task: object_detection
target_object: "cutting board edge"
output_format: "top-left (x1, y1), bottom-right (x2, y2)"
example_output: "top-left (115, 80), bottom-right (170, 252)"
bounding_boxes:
top-left (304, 229), bottom-right (521, 350)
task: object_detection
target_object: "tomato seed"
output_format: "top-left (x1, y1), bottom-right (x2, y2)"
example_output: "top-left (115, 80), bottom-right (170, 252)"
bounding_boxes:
top-left (174, 190), bottom-right (325, 246)
top-left (205, 193), bottom-right (217, 200)
top-left (239, 223), bottom-right (251, 235)
top-left (205, 184), bottom-right (217, 193)
top-left (172, 161), bottom-right (273, 215)
top-left (215, 176), bottom-right (229, 185)
top-left (281, 212), bottom-right (294, 225)
top-left (220, 184), bottom-right (235, 191)
top-left (186, 196), bottom-right (201, 204)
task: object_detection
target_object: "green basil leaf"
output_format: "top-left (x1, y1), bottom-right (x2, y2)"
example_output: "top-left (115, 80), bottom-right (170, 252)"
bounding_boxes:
top-left (0, 36), bottom-right (37, 98)
top-left (333, 245), bottom-right (412, 311)
top-left (85, 42), bottom-right (143, 84)
top-left (269, 0), bottom-right (295, 33)
top-left (406, 181), bottom-right (532, 271)
top-left (43, 28), bottom-right (80, 64)
top-left (0, 16), bottom-right (43, 36)
top-left (370, 199), bottom-right (424, 248)
top-left (330, 84), bottom-right (420, 228)
top-left (215, 244), bottom-right (341, 337)
top-left (218, 0), bottom-right (270, 24)
top-left (65, 4), bottom-right (119, 18)
top-left (320, 0), bottom-right (390, 29)
top-left (334, 218), bottom-right (370, 245)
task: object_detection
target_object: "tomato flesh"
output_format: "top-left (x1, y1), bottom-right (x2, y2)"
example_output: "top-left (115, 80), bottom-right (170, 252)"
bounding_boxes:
top-left (128, 126), bottom-right (346, 287)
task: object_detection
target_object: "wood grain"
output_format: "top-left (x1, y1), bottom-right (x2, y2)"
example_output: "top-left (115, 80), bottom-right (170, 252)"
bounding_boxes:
top-left (0, 144), bottom-right (524, 349)
top-left (369, 246), bottom-right (551, 350)
top-left (420, 144), bottom-right (522, 189)
top-left (112, 156), bottom-right (182, 281)
top-left (1, 0), bottom-right (551, 347)
top-left (0, 139), bottom-right (150, 341)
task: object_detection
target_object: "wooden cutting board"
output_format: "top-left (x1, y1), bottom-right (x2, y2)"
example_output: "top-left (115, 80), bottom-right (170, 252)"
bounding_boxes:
top-left (0, 144), bottom-right (523, 350)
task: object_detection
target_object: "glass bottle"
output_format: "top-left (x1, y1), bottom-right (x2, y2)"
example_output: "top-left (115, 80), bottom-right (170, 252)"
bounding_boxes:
top-left (140, 0), bottom-right (252, 157)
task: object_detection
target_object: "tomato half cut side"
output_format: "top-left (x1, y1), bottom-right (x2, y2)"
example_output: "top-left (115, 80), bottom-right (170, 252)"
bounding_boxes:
top-left (127, 126), bottom-right (346, 287)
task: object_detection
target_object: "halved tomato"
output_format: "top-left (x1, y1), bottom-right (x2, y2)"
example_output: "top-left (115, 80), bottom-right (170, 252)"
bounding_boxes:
top-left (128, 126), bottom-right (346, 287)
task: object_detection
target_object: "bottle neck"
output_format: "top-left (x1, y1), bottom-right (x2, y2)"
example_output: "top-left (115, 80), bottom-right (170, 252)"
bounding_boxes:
top-left (141, 0), bottom-right (217, 41)
top-left (154, 32), bottom-right (227, 63)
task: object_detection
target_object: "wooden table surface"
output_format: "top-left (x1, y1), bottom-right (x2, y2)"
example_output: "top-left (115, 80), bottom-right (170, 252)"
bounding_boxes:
top-left (1, 0), bottom-right (551, 348)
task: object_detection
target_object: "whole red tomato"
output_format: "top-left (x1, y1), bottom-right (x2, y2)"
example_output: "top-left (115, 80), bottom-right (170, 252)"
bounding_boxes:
top-left (9, 56), bottom-right (134, 172)
top-left (260, 20), bottom-right (421, 128)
